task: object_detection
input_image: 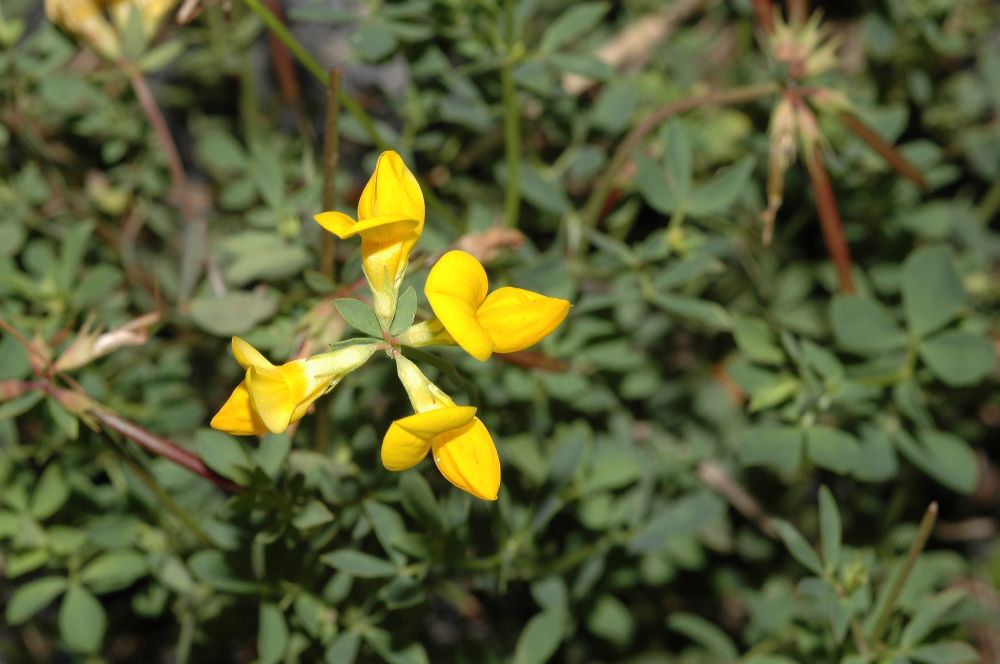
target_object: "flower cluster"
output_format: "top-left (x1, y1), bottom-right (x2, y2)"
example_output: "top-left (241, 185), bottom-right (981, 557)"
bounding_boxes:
top-left (212, 151), bottom-right (570, 500)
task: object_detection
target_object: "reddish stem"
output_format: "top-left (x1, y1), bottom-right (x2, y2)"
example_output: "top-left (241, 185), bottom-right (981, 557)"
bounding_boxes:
top-left (753, 0), bottom-right (774, 33)
top-left (265, 0), bottom-right (303, 111)
top-left (805, 149), bottom-right (855, 293)
top-left (837, 111), bottom-right (928, 190)
top-left (92, 409), bottom-right (241, 492)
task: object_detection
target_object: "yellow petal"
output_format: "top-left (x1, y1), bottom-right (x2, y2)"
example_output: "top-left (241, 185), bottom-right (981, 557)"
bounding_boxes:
top-left (476, 287), bottom-right (571, 354)
top-left (247, 362), bottom-right (308, 433)
top-left (210, 380), bottom-right (269, 436)
top-left (431, 418), bottom-right (500, 501)
top-left (380, 406), bottom-right (476, 471)
top-left (313, 212), bottom-right (418, 241)
top-left (358, 151), bottom-right (425, 226)
top-left (231, 336), bottom-right (270, 369)
top-left (425, 251), bottom-right (493, 361)
top-left (381, 423), bottom-right (432, 471)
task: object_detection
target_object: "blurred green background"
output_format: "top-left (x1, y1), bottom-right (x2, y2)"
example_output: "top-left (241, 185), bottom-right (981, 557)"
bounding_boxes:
top-left (1, 0), bottom-right (999, 662)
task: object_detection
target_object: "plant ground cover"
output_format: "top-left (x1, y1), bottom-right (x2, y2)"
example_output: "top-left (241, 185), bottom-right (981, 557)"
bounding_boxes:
top-left (1, 0), bottom-right (999, 662)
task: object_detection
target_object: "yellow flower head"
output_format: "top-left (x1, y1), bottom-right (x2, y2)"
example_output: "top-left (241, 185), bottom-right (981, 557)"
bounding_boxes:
top-left (422, 250), bottom-right (570, 361)
top-left (45, 0), bottom-right (179, 59)
top-left (45, 0), bottom-right (122, 59)
top-left (313, 151), bottom-right (424, 327)
top-left (383, 355), bottom-right (500, 500)
top-left (211, 337), bottom-right (377, 436)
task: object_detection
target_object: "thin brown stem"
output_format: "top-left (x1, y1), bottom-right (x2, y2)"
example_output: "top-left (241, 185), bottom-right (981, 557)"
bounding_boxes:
top-left (871, 502), bottom-right (938, 645)
top-left (320, 68), bottom-right (341, 281)
top-left (805, 149), bottom-right (855, 293)
top-left (753, 0), bottom-right (775, 33)
top-left (837, 111), bottom-right (927, 190)
top-left (92, 409), bottom-right (241, 492)
top-left (124, 65), bottom-right (194, 223)
top-left (579, 83), bottom-right (779, 235)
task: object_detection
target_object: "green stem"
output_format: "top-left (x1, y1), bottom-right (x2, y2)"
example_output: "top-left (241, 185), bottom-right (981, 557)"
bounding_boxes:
top-left (500, 0), bottom-right (521, 229)
top-left (116, 450), bottom-right (217, 548)
top-left (241, 0), bottom-right (464, 232)
top-left (870, 502), bottom-right (938, 645)
top-left (242, 0), bottom-right (382, 148)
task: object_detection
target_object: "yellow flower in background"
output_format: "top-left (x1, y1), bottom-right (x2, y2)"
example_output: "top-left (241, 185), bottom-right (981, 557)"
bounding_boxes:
top-left (382, 355), bottom-right (500, 501)
top-left (45, 0), bottom-right (179, 59)
top-left (314, 151), bottom-right (425, 329)
top-left (211, 337), bottom-right (377, 436)
top-left (399, 250), bottom-right (570, 361)
top-left (45, 0), bottom-right (122, 59)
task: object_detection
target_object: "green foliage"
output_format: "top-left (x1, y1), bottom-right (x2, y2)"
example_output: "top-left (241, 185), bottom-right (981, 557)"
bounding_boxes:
top-left (1, 0), bottom-right (999, 662)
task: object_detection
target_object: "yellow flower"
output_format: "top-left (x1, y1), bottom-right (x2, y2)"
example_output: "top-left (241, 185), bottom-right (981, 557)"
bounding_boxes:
top-left (402, 250), bottom-right (570, 361)
top-left (382, 355), bottom-right (500, 501)
top-left (45, 0), bottom-right (121, 59)
top-left (45, 0), bottom-right (179, 59)
top-left (211, 337), bottom-right (377, 436)
top-left (313, 151), bottom-right (424, 328)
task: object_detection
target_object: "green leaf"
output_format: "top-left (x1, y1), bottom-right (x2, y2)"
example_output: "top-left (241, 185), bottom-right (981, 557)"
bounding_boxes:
top-left (293, 500), bottom-right (335, 531)
top-left (189, 550), bottom-right (257, 594)
top-left (909, 642), bottom-right (979, 664)
top-left (326, 632), bottom-right (362, 664)
top-left (120, 5), bottom-right (147, 61)
top-left (852, 426), bottom-right (899, 482)
top-left (513, 609), bottom-right (565, 664)
top-left (894, 430), bottom-right (978, 494)
top-left (918, 331), bottom-right (996, 386)
top-left (664, 119), bottom-right (693, 202)
top-left (59, 584), bottom-right (106, 654)
top-left (321, 550), bottom-right (397, 578)
top-left (189, 291), bottom-right (278, 336)
top-left (732, 314), bottom-right (784, 364)
top-left (636, 155), bottom-right (678, 214)
top-left (648, 293), bottom-right (732, 330)
top-left (742, 425), bottom-right (802, 474)
top-left (30, 464), bottom-right (69, 520)
top-left (530, 577), bottom-right (568, 612)
top-left (364, 500), bottom-right (407, 563)
top-left (629, 491), bottom-right (725, 553)
top-left (901, 588), bottom-right (965, 646)
top-left (688, 157), bottom-right (756, 216)
top-left (335, 298), bottom-right (383, 337)
top-left (46, 398), bottom-right (78, 440)
top-left (80, 550), bottom-right (148, 593)
top-left (0, 390), bottom-right (43, 420)
top-left (137, 39), bottom-right (184, 72)
top-left (258, 603), bottom-right (289, 664)
top-left (806, 426), bottom-right (860, 475)
top-left (818, 486), bottom-right (841, 572)
top-left (255, 433), bottom-right (292, 479)
top-left (195, 429), bottom-right (252, 485)
top-left (57, 217), bottom-right (94, 292)
top-left (830, 295), bottom-right (907, 354)
top-left (772, 519), bottom-right (823, 575)
top-left (902, 245), bottom-right (965, 337)
top-left (518, 164), bottom-right (572, 215)
top-left (5, 576), bottom-right (67, 625)
top-left (539, 2), bottom-right (608, 53)
top-left (667, 612), bottom-right (739, 662)
top-left (587, 594), bottom-right (634, 646)
top-left (399, 472), bottom-right (444, 531)
top-left (225, 245), bottom-right (311, 286)
top-left (390, 286), bottom-right (418, 336)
